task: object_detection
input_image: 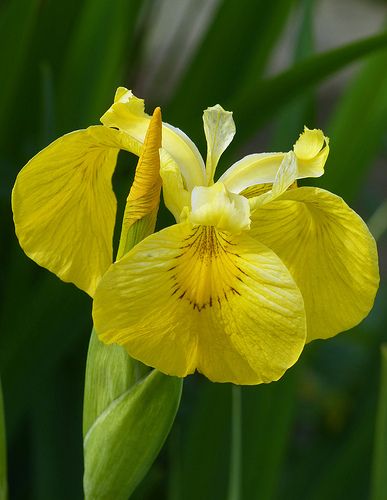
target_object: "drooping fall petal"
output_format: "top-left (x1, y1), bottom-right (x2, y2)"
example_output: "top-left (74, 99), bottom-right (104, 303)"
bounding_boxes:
top-left (249, 186), bottom-right (379, 341)
top-left (93, 223), bottom-right (306, 385)
top-left (12, 126), bottom-right (140, 296)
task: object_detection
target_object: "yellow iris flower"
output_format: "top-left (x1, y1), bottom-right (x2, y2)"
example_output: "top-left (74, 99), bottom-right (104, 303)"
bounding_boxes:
top-left (13, 88), bottom-right (379, 385)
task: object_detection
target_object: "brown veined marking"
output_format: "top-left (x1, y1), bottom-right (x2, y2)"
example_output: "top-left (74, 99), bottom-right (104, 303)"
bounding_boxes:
top-left (168, 226), bottom-right (247, 311)
top-left (241, 181), bottom-right (298, 199)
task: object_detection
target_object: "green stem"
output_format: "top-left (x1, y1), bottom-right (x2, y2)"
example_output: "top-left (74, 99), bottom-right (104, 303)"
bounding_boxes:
top-left (228, 385), bottom-right (242, 500)
top-left (370, 345), bottom-right (387, 500)
top-left (367, 199), bottom-right (387, 242)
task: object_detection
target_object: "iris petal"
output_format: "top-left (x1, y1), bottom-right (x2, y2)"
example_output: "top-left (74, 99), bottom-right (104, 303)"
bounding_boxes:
top-left (293, 127), bottom-right (329, 178)
top-left (159, 148), bottom-right (190, 222)
top-left (249, 187), bottom-right (379, 341)
top-left (219, 128), bottom-right (329, 194)
top-left (203, 104), bottom-right (235, 184)
top-left (12, 125), bottom-right (138, 296)
top-left (219, 152), bottom-right (286, 193)
top-left (101, 87), bottom-right (206, 190)
top-left (93, 223), bottom-right (306, 385)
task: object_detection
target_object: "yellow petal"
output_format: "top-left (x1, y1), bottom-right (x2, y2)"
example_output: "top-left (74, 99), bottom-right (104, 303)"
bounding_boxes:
top-left (293, 127), bottom-right (329, 178)
top-left (219, 128), bottom-right (329, 194)
top-left (12, 126), bottom-right (137, 296)
top-left (203, 104), bottom-right (235, 184)
top-left (241, 181), bottom-right (297, 199)
top-left (219, 152), bottom-right (287, 194)
top-left (249, 187), bottom-right (379, 341)
top-left (117, 107), bottom-right (162, 259)
top-left (101, 87), bottom-right (206, 190)
top-left (248, 129), bottom-right (328, 211)
top-left (159, 148), bottom-right (190, 222)
top-left (93, 223), bottom-right (306, 385)
top-left (248, 152), bottom-right (298, 210)
top-left (240, 183), bottom-right (273, 198)
top-left (189, 182), bottom-right (251, 233)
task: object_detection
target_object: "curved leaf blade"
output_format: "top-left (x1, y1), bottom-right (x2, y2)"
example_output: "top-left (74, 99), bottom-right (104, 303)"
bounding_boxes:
top-left (84, 367), bottom-right (182, 500)
top-left (231, 31), bottom-right (387, 147)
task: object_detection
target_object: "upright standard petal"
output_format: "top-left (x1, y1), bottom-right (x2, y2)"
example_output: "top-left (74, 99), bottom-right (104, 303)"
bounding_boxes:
top-left (219, 152), bottom-right (287, 194)
top-left (248, 152), bottom-right (298, 211)
top-left (101, 87), bottom-right (206, 190)
top-left (12, 126), bottom-right (139, 296)
top-left (203, 104), bottom-right (235, 184)
top-left (249, 187), bottom-right (379, 341)
top-left (159, 148), bottom-right (190, 222)
top-left (93, 223), bottom-right (306, 385)
top-left (219, 128), bottom-right (329, 194)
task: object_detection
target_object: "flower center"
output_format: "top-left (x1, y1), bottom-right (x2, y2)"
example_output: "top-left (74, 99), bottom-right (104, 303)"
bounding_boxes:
top-left (189, 182), bottom-right (250, 234)
top-left (169, 225), bottom-right (246, 311)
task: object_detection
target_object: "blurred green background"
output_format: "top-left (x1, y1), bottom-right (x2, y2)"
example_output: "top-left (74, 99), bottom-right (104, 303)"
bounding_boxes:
top-left (1, 0), bottom-right (387, 498)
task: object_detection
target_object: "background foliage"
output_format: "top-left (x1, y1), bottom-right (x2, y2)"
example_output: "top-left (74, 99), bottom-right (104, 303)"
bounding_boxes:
top-left (1, 0), bottom-right (387, 498)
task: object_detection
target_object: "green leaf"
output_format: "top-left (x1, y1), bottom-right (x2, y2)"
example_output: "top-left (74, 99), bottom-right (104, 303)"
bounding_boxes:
top-left (318, 46), bottom-right (387, 200)
top-left (230, 31), bottom-right (387, 148)
top-left (271, 0), bottom-right (317, 150)
top-left (168, 381), bottom-right (231, 500)
top-left (371, 345), bottom-right (387, 500)
top-left (0, 0), bottom-right (40, 136)
top-left (83, 330), bottom-right (144, 437)
top-left (306, 400), bottom-right (374, 500)
top-left (368, 199), bottom-right (387, 242)
top-left (168, 0), bottom-right (296, 141)
top-left (236, 0), bottom-right (303, 97)
top-left (241, 368), bottom-right (298, 500)
top-left (58, 0), bottom-right (143, 130)
top-left (39, 63), bottom-right (56, 146)
top-left (0, 379), bottom-right (7, 500)
top-left (83, 360), bottom-right (182, 500)
top-left (31, 364), bottom-right (84, 499)
top-left (0, 267), bottom-right (90, 438)
top-left (287, 338), bottom-right (380, 500)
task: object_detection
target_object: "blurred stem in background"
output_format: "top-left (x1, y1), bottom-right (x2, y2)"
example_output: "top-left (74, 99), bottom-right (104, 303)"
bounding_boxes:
top-left (371, 345), bottom-right (387, 500)
top-left (228, 386), bottom-right (242, 500)
top-left (368, 200), bottom-right (387, 242)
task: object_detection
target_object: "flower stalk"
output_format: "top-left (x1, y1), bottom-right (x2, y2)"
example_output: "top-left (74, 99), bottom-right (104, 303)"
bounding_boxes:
top-left (228, 385), bottom-right (242, 500)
